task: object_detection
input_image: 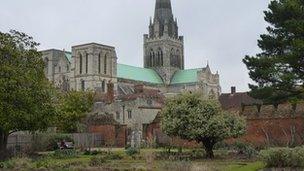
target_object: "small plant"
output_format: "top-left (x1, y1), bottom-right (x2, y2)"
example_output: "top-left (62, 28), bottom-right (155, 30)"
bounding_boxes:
top-left (125, 147), bottom-right (139, 156)
top-left (233, 141), bottom-right (257, 159)
top-left (260, 147), bottom-right (304, 168)
top-left (90, 155), bottom-right (106, 167)
top-left (191, 149), bottom-right (206, 159)
top-left (53, 149), bottom-right (78, 159)
top-left (105, 153), bottom-right (124, 160)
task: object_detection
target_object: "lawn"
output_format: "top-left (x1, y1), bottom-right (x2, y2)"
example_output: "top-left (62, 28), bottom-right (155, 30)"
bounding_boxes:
top-left (0, 148), bottom-right (265, 171)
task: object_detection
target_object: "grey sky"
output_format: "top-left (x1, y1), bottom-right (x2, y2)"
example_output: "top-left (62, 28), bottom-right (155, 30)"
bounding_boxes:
top-left (0, 0), bottom-right (271, 93)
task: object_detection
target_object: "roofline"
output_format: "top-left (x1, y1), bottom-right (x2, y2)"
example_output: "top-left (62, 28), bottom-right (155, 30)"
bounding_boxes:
top-left (72, 42), bottom-right (115, 49)
top-left (39, 49), bottom-right (72, 54)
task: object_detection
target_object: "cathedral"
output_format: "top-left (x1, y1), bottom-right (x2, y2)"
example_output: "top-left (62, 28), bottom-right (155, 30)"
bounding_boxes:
top-left (42, 0), bottom-right (221, 131)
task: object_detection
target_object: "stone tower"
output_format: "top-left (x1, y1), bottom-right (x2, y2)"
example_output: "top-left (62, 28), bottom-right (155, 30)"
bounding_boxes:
top-left (144, 0), bottom-right (184, 85)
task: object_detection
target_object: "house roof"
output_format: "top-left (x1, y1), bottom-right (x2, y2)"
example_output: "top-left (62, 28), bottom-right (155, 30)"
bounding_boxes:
top-left (219, 92), bottom-right (263, 110)
top-left (171, 68), bottom-right (202, 84)
top-left (117, 64), bottom-right (163, 84)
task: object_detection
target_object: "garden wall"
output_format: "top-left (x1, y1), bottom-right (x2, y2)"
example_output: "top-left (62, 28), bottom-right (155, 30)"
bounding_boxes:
top-left (89, 125), bottom-right (127, 147)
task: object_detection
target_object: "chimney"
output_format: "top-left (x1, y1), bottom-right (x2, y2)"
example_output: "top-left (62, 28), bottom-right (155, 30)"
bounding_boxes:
top-left (231, 86), bottom-right (236, 94)
top-left (134, 84), bottom-right (144, 93)
top-left (107, 81), bottom-right (115, 103)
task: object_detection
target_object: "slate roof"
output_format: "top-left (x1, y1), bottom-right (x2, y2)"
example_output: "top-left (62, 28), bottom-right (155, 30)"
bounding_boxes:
top-left (64, 51), bottom-right (72, 63)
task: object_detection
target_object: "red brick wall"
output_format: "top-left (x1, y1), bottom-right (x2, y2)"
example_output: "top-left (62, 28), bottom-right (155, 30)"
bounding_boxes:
top-left (239, 117), bottom-right (304, 146)
top-left (89, 125), bottom-right (127, 147)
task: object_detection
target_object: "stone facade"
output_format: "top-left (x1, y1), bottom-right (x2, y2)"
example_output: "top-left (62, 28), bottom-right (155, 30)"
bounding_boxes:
top-left (41, 0), bottom-right (221, 133)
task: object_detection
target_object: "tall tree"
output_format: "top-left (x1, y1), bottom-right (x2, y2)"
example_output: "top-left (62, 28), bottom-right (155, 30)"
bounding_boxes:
top-left (0, 30), bottom-right (57, 159)
top-left (243, 0), bottom-right (304, 104)
top-left (56, 91), bottom-right (94, 133)
top-left (161, 92), bottom-right (246, 159)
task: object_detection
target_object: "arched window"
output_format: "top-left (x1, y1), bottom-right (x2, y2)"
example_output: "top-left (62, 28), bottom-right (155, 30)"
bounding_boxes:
top-left (157, 48), bottom-right (163, 67)
top-left (149, 50), bottom-right (153, 67)
top-left (85, 53), bottom-right (88, 74)
top-left (150, 49), bottom-right (155, 67)
top-left (101, 80), bottom-right (106, 92)
top-left (79, 54), bottom-right (83, 74)
top-left (170, 48), bottom-right (175, 66)
top-left (98, 53), bottom-right (101, 74)
top-left (81, 80), bottom-right (85, 91)
top-left (104, 54), bottom-right (107, 74)
top-left (176, 50), bottom-right (180, 68)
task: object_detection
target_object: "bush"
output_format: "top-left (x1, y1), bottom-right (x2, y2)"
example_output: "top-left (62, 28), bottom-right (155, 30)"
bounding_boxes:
top-left (90, 155), bottom-right (106, 167)
top-left (260, 147), bottom-right (304, 168)
top-left (233, 141), bottom-right (258, 159)
top-left (52, 149), bottom-right (78, 159)
top-left (125, 147), bottom-right (139, 156)
top-left (191, 149), bottom-right (206, 159)
top-left (0, 157), bottom-right (33, 170)
top-left (105, 153), bottom-right (124, 160)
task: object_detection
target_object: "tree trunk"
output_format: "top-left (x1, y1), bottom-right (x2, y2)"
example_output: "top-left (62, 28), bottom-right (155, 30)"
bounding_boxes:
top-left (0, 129), bottom-right (9, 161)
top-left (203, 139), bottom-right (215, 159)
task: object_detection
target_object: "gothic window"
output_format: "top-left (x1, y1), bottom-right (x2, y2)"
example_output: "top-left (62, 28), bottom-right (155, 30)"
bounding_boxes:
top-left (85, 53), bottom-right (88, 74)
top-left (79, 53), bottom-right (83, 74)
top-left (149, 50), bottom-right (153, 67)
top-left (176, 49), bottom-right (180, 68)
top-left (150, 49), bottom-right (154, 67)
top-left (98, 53), bottom-right (101, 74)
top-left (101, 80), bottom-right (106, 92)
top-left (127, 110), bottom-right (132, 119)
top-left (104, 54), bottom-right (108, 74)
top-left (66, 64), bottom-right (69, 72)
top-left (157, 47), bottom-right (163, 67)
top-left (170, 48), bottom-right (175, 66)
top-left (58, 66), bottom-right (61, 73)
top-left (116, 111), bottom-right (120, 120)
top-left (81, 80), bottom-right (85, 91)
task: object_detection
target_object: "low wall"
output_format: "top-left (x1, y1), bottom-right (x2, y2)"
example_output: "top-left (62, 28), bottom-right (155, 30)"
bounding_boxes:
top-left (89, 125), bottom-right (127, 147)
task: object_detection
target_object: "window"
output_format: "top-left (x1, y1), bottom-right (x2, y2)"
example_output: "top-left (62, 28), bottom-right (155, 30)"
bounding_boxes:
top-left (116, 112), bottom-right (120, 120)
top-left (44, 58), bottom-right (49, 74)
top-left (58, 66), bottom-right (61, 73)
top-left (79, 54), bottom-right (83, 74)
top-left (98, 53), bottom-right (101, 74)
top-left (85, 53), bottom-right (88, 74)
top-left (66, 64), bottom-right (69, 72)
top-left (104, 54), bottom-right (107, 74)
top-left (127, 110), bottom-right (132, 119)
top-left (81, 80), bottom-right (85, 91)
top-left (101, 80), bottom-right (106, 92)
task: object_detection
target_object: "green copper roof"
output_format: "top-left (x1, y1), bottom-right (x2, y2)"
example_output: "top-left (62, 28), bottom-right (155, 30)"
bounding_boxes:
top-left (117, 64), bottom-right (163, 84)
top-left (65, 52), bottom-right (72, 63)
top-left (171, 68), bottom-right (201, 84)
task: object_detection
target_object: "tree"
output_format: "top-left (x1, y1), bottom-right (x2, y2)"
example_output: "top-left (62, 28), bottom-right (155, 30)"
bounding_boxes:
top-left (0, 30), bottom-right (57, 159)
top-left (161, 92), bottom-right (246, 159)
top-left (56, 91), bottom-right (94, 133)
top-left (243, 0), bottom-right (304, 104)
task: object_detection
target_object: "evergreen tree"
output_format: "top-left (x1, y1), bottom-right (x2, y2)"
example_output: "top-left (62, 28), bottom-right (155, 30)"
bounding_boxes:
top-left (243, 0), bottom-right (304, 104)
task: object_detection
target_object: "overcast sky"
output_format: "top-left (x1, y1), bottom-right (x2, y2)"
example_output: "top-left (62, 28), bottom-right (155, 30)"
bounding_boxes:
top-left (0, 0), bottom-right (271, 93)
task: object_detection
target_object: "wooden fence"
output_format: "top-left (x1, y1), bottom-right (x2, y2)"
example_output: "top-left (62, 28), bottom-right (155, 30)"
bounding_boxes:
top-left (7, 132), bottom-right (104, 152)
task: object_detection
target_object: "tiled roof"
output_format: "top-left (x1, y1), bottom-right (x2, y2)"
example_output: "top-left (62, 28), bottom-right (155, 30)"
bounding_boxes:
top-left (219, 92), bottom-right (262, 110)
top-left (171, 68), bottom-right (202, 84)
top-left (117, 64), bottom-right (163, 84)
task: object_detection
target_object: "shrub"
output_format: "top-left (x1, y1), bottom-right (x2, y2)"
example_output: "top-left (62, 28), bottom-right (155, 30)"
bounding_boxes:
top-left (0, 157), bottom-right (33, 170)
top-left (90, 155), bottom-right (106, 167)
top-left (191, 149), bottom-right (206, 159)
top-left (233, 141), bottom-right (258, 159)
top-left (105, 153), bottom-right (123, 160)
top-left (52, 149), bottom-right (78, 159)
top-left (260, 147), bottom-right (304, 168)
top-left (83, 150), bottom-right (99, 155)
top-left (125, 147), bottom-right (139, 156)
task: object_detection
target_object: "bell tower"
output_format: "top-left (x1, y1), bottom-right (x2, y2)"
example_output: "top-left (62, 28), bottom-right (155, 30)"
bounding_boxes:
top-left (144, 0), bottom-right (184, 85)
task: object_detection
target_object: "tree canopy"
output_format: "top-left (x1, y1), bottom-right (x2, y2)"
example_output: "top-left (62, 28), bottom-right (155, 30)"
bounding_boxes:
top-left (56, 91), bottom-right (94, 133)
top-left (0, 30), bottom-right (57, 159)
top-left (243, 0), bottom-right (304, 104)
top-left (161, 92), bottom-right (246, 158)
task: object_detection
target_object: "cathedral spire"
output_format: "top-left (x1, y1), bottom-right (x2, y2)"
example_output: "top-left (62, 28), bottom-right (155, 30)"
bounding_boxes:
top-left (154, 0), bottom-right (174, 22)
